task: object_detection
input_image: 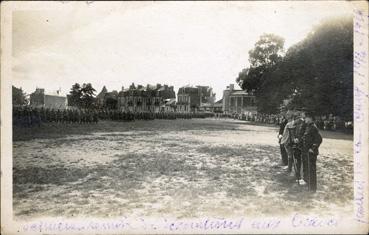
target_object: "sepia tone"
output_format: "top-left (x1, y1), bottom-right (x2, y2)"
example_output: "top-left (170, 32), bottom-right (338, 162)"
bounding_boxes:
top-left (1, 1), bottom-right (368, 234)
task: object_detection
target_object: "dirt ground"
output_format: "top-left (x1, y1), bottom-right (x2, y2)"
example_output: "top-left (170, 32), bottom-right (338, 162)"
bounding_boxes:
top-left (12, 118), bottom-right (353, 219)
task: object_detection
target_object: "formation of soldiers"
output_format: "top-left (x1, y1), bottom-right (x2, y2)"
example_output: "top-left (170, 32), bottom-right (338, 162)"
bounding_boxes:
top-left (97, 109), bottom-right (214, 121)
top-left (13, 106), bottom-right (215, 127)
top-left (13, 106), bottom-right (99, 127)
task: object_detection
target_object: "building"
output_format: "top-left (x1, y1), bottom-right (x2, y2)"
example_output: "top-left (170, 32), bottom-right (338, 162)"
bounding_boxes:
top-left (30, 88), bottom-right (67, 109)
top-left (161, 98), bottom-right (177, 112)
top-left (177, 85), bottom-right (215, 113)
top-left (117, 83), bottom-right (175, 112)
top-left (96, 86), bottom-right (119, 109)
top-left (213, 99), bottom-right (223, 113)
top-left (96, 86), bottom-right (108, 107)
top-left (222, 84), bottom-right (257, 115)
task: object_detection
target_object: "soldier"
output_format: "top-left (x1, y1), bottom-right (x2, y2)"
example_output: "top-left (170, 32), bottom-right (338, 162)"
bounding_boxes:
top-left (94, 110), bottom-right (98, 123)
top-left (280, 110), bottom-right (295, 175)
top-left (278, 113), bottom-right (289, 167)
top-left (291, 110), bottom-right (307, 185)
top-left (302, 112), bottom-right (322, 192)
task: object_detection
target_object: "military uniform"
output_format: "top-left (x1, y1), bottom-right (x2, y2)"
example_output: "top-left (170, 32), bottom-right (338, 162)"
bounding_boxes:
top-left (302, 122), bottom-right (322, 192)
top-left (278, 117), bottom-right (288, 166)
top-left (293, 118), bottom-right (307, 181)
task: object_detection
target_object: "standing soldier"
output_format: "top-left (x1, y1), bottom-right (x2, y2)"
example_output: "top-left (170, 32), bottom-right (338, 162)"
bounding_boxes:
top-left (292, 110), bottom-right (307, 185)
top-left (93, 110), bottom-right (99, 124)
top-left (302, 111), bottom-right (322, 192)
top-left (280, 110), bottom-right (295, 175)
top-left (278, 113), bottom-right (289, 167)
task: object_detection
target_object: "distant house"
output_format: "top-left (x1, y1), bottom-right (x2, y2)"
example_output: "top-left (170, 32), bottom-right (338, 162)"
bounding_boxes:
top-left (96, 86), bottom-right (108, 107)
top-left (161, 98), bottom-right (176, 112)
top-left (222, 84), bottom-right (256, 115)
top-left (213, 99), bottom-right (223, 113)
top-left (177, 85), bottom-right (215, 113)
top-left (117, 83), bottom-right (176, 112)
top-left (30, 88), bottom-right (67, 109)
top-left (96, 86), bottom-right (119, 109)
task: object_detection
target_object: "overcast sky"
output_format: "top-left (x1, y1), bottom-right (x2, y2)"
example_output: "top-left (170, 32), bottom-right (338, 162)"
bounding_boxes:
top-left (12, 1), bottom-right (353, 100)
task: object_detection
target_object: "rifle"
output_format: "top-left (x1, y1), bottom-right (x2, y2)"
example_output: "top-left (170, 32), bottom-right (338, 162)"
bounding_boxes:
top-left (287, 126), bottom-right (300, 185)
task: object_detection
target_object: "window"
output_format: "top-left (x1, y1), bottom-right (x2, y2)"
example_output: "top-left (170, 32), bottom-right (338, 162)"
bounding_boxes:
top-left (230, 97), bottom-right (235, 106)
top-left (237, 97), bottom-right (242, 107)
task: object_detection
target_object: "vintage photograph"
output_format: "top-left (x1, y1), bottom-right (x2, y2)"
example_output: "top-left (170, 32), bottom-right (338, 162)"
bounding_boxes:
top-left (2, 1), bottom-right (368, 234)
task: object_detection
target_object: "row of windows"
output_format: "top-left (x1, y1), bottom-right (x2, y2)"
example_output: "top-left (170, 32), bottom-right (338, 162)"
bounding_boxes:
top-left (118, 97), bottom-right (161, 103)
top-left (177, 105), bottom-right (189, 111)
top-left (178, 95), bottom-right (190, 103)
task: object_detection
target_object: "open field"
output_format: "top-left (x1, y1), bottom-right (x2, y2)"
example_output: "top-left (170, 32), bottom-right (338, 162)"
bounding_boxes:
top-left (13, 118), bottom-right (353, 219)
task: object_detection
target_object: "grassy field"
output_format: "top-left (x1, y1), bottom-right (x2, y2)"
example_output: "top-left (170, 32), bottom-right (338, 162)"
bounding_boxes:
top-left (13, 118), bottom-right (353, 219)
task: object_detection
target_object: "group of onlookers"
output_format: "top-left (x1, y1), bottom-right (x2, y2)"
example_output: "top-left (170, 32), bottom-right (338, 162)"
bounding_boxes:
top-left (215, 112), bottom-right (353, 133)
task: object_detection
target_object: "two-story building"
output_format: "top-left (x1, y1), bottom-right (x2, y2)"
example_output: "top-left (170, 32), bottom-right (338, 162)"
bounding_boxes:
top-left (30, 88), bottom-right (67, 109)
top-left (117, 83), bottom-right (175, 112)
top-left (222, 84), bottom-right (257, 115)
top-left (177, 85), bottom-right (215, 113)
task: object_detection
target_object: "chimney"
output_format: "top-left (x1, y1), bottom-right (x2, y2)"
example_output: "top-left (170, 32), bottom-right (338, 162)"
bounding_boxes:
top-left (121, 86), bottom-right (124, 91)
top-left (156, 83), bottom-right (162, 89)
top-left (229, 84), bottom-right (234, 91)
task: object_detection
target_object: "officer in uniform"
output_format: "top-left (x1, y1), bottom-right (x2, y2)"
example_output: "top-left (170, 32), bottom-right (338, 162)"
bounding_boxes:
top-left (302, 111), bottom-right (322, 192)
top-left (292, 110), bottom-right (307, 185)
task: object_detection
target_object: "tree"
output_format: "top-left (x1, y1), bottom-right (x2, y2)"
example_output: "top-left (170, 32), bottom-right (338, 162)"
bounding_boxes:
top-left (236, 33), bottom-right (285, 113)
top-left (248, 33), bottom-right (285, 67)
top-left (68, 83), bottom-right (97, 109)
top-left (12, 86), bottom-right (28, 106)
top-left (283, 16), bottom-right (353, 119)
top-left (80, 83), bottom-right (96, 109)
top-left (236, 16), bottom-right (353, 118)
top-left (68, 83), bottom-right (82, 107)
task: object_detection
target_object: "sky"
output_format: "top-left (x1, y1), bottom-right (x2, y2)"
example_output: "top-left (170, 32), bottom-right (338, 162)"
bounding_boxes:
top-left (12, 1), bottom-right (353, 101)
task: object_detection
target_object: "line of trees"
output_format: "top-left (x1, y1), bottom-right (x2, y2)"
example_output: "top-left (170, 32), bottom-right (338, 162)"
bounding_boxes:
top-left (236, 16), bottom-right (353, 120)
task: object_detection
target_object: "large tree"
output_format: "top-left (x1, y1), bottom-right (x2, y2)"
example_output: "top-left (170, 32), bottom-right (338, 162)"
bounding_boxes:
top-left (68, 83), bottom-right (97, 109)
top-left (80, 83), bottom-right (97, 109)
top-left (236, 33), bottom-right (285, 113)
top-left (284, 16), bottom-right (353, 119)
top-left (236, 16), bottom-right (353, 118)
top-left (68, 83), bottom-right (82, 107)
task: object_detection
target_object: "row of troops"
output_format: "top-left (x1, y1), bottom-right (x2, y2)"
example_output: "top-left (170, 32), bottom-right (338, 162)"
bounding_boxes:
top-left (13, 106), bottom-right (99, 127)
top-left (217, 112), bottom-right (353, 132)
top-left (98, 110), bottom-right (214, 121)
top-left (278, 110), bottom-right (323, 192)
top-left (13, 106), bottom-right (215, 127)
